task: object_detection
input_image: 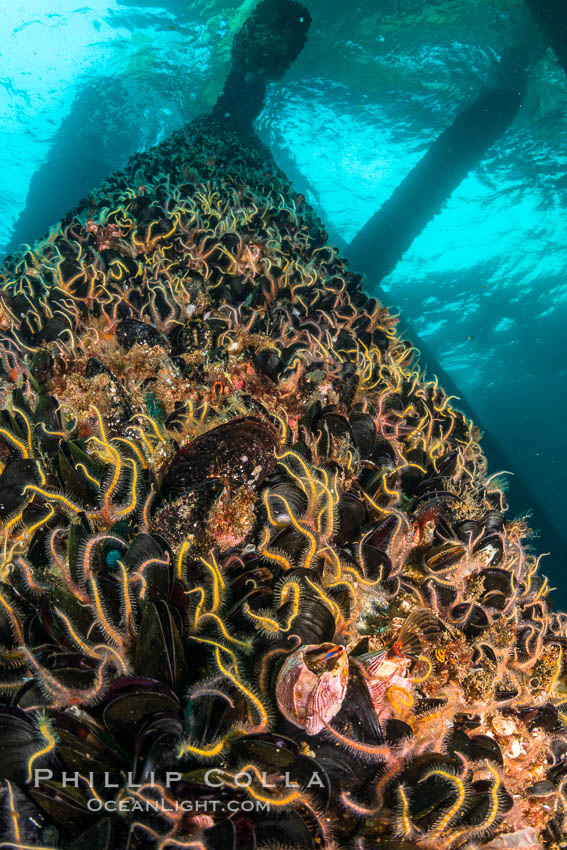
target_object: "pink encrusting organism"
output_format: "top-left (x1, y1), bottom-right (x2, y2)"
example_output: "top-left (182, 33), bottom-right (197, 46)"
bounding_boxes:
top-left (275, 643), bottom-right (349, 735)
top-left (353, 609), bottom-right (443, 720)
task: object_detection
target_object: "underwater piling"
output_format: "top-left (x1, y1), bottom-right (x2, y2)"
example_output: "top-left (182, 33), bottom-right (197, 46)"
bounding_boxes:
top-left (212, 0), bottom-right (311, 134)
top-left (0, 3), bottom-right (565, 847)
top-left (345, 85), bottom-right (524, 283)
top-left (0, 112), bottom-right (564, 850)
top-left (524, 0), bottom-right (567, 78)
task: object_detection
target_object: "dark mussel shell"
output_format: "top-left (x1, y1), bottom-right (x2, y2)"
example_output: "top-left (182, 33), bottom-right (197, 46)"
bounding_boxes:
top-left (454, 518), bottom-right (482, 544)
top-left (349, 411), bottom-right (376, 458)
top-left (268, 525), bottom-right (312, 565)
top-left (254, 807), bottom-right (324, 850)
top-left (0, 706), bottom-right (43, 782)
top-left (29, 780), bottom-right (94, 828)
top-left (453, 712), bottom-right (482, 730)
top-left (407, 774), bottom-right (464, 832)
top-left (294, 596), bottom-right (337, 646)
top-left (49, 584), bottom-right (95, 646)
top-left (115, 317), bottom-right (169, 351)
top-left (278, 569), bottom-right (336, 645)
top-left (512, 703), bottom-right (559, 732)
top-left (450, 602), bottom-right (490, 637)
top-left (463, 778), bottom-right (513, 828)
top-left (333, 328), bottom-right (356, 353)
top-left (334, 492), bottom-right (366, 544)
top-left (224, 550), bottom-right (277, 595)
top-left (230, 732), bottom-right (300, 768)
top-left (265, 481), bottom-right (308, 522)
top-left (312, 410), bottom-right (352, 456)
top-left (516, 625), bottom-right (543, 658)
top-left (30, 651), bottom-right (100, 692)
top-left (437, 450), bottom-right (458, 478)
top-left (312, 408), bottom-right (354, 448)
top-left (134, 599), bottom-right (188, 688)
top-left (385, 718), bottom-right (413, 744)
top-left (403, 445), bottom-right (427, 468)
top-left (362, 515), bottom-right (400, 554)
top-left (331, 669), bottom-right (384, 747)
top-left (30, 348), bottom-right (53, 382)
top-left (444, 728), bottom-right (473, 758)
top-left (479, 567), bottom-right (513, 596)
top-left (12, 678), bottom-right (48, 711)
top-left (190, 681), bottom-right (241, 748)
top-left (358, 538), bottom-right (392, 583)
top-left (254, 347), bottom-right (283, 380)
top-left (34, 393), bottom-right (63, 452)
top-left (544, 815), bottom-right (567, 850)
top-left (67, 818), bottom-right (129, 850)
top-left (0, 458), bottom-right (40, 519)
top-left (152, 479), bottom-right (223, 548)
top-left (383, 753), bottom-right (461, 829)
top-left (52, 711), bottom-right (128, 774)
top-left (473, 533), bottom-right (504, 566)
top-left (33, 315), bottom-right (73, 345)
top-left (479, 567), bottom-right (513, 610)
top-left (284, 753), bottom-right (333, 810)
top-left (483, 510), bottom-right (505, 532)
top-left (57, 442), bottom-right (98, 506)
top-left (286, 438), bottom-right (312, 463)
top-left (423, 543), bottom-right (465, 573)
top-left (527, 780), bottom-right (556, 797)
top-left (472, 643), bottom-right (497, 666)
top-left (172, 317), bottom-right (210, 354)
top-left (203, 820), bottom-right (238, 850)
top-left (102, 677), bottom-right (181, 745)
top-left (161, 416), bottom-right (278, 502)
top-left (300, 400), bottom-right (322, 434)
top-left (338, 365), bottom-right (359, 408)
top-left (550, 737), bottom-right (567, 768)
top-left (122, 533), bottom-right (172, 601)
top-left (470, 734), bottom-right (504, 765)
top-left (133, 712), bottom-right (184, 782)
top-left (348, 637), bottom-right (376, 663)
top-left (414, 470), bottom-right (454, 503)
top-left (371, 437), bottom-right (396, 468)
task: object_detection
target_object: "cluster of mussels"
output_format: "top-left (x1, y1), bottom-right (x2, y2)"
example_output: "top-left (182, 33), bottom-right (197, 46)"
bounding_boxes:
top-left (0, 118), bottom-right (565, 850)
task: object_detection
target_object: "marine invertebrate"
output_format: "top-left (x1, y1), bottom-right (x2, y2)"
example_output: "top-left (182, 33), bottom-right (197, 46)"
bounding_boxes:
top-left (0, 90), bottom-right (564, 850)
top-left (275, 643), bottom-right (348, 734)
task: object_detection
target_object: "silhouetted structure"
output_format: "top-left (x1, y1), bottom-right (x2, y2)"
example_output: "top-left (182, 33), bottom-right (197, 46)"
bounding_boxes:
top-left (6, 79), bottom-right (164, 256)
top-left (524, 0), bottom-right (567, 77)
top-left (346, 85), bottom-right (524, 283)
top-left (212, 0), bottom-right (311, 133)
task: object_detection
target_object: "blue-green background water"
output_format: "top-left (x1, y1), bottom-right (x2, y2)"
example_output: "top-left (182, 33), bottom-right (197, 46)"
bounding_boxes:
top-left (1, 1), bottom-right (566, 587)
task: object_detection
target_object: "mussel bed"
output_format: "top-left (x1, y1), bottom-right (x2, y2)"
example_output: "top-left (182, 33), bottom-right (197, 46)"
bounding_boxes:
top-left (0, 118), bottom-right (563, 850)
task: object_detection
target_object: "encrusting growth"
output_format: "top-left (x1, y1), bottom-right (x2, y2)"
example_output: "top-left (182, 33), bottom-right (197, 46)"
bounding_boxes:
top-left (0, 116), bottom-right (563, 850)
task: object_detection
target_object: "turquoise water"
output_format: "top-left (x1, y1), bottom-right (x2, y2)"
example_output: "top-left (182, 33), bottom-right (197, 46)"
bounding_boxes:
top-left (1, 1), bottom-right (566, 588)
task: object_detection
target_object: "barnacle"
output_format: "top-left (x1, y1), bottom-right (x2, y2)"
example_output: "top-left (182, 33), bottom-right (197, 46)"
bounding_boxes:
top-left (0, 110), bottom-right (564, 850)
